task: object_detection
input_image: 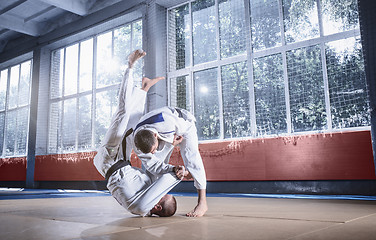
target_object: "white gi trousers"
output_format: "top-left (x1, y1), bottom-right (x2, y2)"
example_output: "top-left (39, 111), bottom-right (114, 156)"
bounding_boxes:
top-left (93, 68), bottom-right (180, 216)
top-left (134, 107), bottom-right (207, 190)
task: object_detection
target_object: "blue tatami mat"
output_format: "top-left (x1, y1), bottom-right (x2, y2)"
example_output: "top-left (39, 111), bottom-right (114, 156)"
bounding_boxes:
top-left (0, 188), bottom-right (110, 200)
top-left (1, 188), bottom-right (375, 201)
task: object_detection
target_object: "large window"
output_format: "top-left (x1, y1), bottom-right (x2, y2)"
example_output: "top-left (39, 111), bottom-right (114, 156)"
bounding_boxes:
top-left (48, 20), bottom-right (143, 153)
top-left (0, 60), bottom-right (32, 157)
top-left (168, 0), bottom-right (369, 140)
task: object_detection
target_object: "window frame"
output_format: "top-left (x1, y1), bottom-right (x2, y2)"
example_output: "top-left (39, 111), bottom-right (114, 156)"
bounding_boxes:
top-left (47, 18), bottom-right (144, 154)
top-left (167, 0), bottom-right (369, 142)
top-left (0, 58), bottom-right (33, 157)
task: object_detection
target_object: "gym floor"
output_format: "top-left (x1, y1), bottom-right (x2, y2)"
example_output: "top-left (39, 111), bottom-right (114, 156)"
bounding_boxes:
top-left (1, 189), bottom-right (376, 240)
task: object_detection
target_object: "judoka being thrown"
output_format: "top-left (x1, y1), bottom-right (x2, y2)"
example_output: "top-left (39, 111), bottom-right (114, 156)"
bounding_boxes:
top-left (94, 49), bottom-right (187, 217)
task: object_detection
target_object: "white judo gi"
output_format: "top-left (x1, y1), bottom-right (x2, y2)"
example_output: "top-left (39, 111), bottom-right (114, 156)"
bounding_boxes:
top-left (93, 68), bottom-right (180, 216)
top-left (133, 106), bottom-right (207, 190)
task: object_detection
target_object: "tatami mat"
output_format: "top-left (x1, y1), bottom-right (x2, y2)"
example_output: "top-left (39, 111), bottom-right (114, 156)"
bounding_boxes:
top-left (0, 189), bottom-right (376, 240)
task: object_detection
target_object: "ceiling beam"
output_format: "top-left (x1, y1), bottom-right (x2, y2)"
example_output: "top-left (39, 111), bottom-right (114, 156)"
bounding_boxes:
top-left (0, 39), bottom-right (8, 52)
top-left (0, 15), bottom-right (41, 36)
top-left (35, 0), bottom-right (92, 16)
top-left (0, 0), bottom-right (28, 15)
top-left (24, 6), bottom-right (56, 22)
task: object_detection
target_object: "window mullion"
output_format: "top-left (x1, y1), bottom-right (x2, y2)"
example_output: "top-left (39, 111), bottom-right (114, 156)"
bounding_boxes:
top-left (320, 43), bottom-right (332, 131)
top-left (278, 0), bottom-right (292, 134)
top-left (282, 52), bottom-right (291, 134)
top-left (60, 48), bottom-right (67, 152)
top-left (166, 9), bottom-right (172, 106)
top-left (214, 0), bottom-right (224, 139)
top-left (217, 66), bottom-right (224, 139)
top-left (76, 43), bottom-right (81, 151)
top-left (131, 22), bottom-right (134, 50)
top-left (189, 2), bottom-right (195, 115)
top-left (188, 72), bottom-right (193, 113)
top-left (244, 0), bottom-right (257, 137)
top-left (91, 36), bottom-right (97, 149)
top-left (317, 0), bottom-right (332, 131)
top-left (14, 64), bottom-right (22, 155)
top-left (2, 68), bottom-right (10, 156)
top-left (188, 2), bottom-right (193, 68)
top-left (215, 0), bottom-right (221, 61)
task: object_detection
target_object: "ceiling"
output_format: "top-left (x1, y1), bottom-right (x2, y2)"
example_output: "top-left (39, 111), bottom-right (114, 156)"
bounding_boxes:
top-left (0, 0), bottom-right (125, 55)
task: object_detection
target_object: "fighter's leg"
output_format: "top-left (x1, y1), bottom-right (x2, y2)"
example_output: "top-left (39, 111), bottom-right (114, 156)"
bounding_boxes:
top-left (101, 50), bottom-right (146, 148)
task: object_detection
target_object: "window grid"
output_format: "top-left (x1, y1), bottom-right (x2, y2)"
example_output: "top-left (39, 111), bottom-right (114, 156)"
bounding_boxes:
top-left (0, 60), bottom-right (32, 157)
top-left (167, 0), bottom-right (369, 141)
top-left (48, 19), bottom-right (143, 154)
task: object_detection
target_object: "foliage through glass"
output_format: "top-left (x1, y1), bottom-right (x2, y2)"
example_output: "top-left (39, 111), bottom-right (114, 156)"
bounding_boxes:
top-left (168, 0), bottom-right (369, 141)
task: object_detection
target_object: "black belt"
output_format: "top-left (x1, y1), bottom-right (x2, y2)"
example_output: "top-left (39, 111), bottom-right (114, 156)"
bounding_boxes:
top-left (105, 160), bottom-right (130, 180)
top-left (105, 128), bottom-right (133, 180)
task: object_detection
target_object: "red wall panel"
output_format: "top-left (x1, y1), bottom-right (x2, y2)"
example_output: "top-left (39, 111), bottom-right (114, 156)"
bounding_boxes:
top-left (0, 157), bottom-right (26, 181)
top-left (171, 131), bottom-right (376, 181)
top-left (34, 151), bottom-right (142, 181)
top-left (1, 131), bottom-right (375, 182)
top-left (34, 152), bottom-right (102, 181)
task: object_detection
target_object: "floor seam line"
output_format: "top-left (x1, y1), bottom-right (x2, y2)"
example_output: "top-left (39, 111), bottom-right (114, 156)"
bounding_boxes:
top-left (286, 223), bottom-right (344, 240)
top-left (344, 212), bottom-right (376, 223)
top-left (137, 215), bottom-right (223, 230)
top-left (222, 214), bottom-right (345, 224)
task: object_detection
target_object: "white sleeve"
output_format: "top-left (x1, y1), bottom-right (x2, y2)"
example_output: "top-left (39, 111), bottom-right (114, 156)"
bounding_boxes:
top-left (135, 145), bottom-right (175, 177)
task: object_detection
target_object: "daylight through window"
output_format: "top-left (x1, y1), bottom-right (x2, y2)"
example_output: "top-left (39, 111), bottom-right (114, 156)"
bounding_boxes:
top-left (168, 0), bottom-right (369, 140)
top-left (48, 20), bottom-right (143, 153)
top-left (0, 60), bottom-right (32, 157)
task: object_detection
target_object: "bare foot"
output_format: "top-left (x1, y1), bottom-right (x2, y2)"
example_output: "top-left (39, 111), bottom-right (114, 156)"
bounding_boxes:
top-left (128, 49), bottom-right (146, 68)
top-left (141, 76), bottom-right (165, 92)
top-left (186, 203), bottom-right (208, 217)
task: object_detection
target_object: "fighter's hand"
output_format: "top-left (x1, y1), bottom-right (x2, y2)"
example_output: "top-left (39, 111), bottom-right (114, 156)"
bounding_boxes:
top-left (172, 135), bottom-right (184, 146)
top-left (174, 165), bottom-right (186, 180)
top-left (141, 76), bottom-right (165, 92)
top-left (184, 171), bottom-right (193, 180)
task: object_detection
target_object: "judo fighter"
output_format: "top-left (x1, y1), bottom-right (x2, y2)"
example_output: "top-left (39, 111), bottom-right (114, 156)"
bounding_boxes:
top-left (94, 49), bottom-right (186, 217)
top-left (133, 99), bottom-right (208, 217)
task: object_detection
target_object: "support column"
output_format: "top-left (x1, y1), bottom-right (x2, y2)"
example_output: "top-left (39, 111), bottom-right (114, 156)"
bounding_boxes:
top-left (26, 48), bottom-right (40, 188)
top-left (358, 0), bottom-right (376, 173)
top-left (144, 0), bottom-right (168, 111)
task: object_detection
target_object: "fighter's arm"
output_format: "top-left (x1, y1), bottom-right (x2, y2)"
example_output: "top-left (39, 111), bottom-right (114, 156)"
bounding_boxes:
top-left (135, 149), bottom-right (175, 177)
top-left (135, 133), bottom-right (185, 178)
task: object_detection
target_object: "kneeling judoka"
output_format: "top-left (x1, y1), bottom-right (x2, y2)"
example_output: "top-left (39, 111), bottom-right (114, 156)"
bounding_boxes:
top-left (94, 50), bottom-right (186, 217)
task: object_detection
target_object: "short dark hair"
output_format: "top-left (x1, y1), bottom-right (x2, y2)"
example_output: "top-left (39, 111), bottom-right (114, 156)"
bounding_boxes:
top-left (158, 196), bottom-right (177, 217)
top-left (134, 129), bottom-right (157, 153)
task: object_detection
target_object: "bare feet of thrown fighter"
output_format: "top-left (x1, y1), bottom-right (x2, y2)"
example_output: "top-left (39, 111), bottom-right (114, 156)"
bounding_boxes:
top-left (128, 49), bottom-right (165, 91)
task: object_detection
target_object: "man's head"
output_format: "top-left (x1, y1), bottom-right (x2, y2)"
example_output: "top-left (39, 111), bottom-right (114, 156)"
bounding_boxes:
top-left (134, 129), bottom-right (158, 154)
top-left (150, 194), bottom-right (177, 217)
